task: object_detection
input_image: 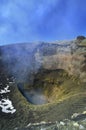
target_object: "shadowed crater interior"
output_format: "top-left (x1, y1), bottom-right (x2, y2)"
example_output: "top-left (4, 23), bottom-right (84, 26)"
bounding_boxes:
top-left (17, 83), bottom-right (48, 105)
top-left (17, 69), bottom-right (69, 105)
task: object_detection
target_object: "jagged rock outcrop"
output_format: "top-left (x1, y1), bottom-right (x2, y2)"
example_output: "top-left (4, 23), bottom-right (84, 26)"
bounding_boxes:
top-left (34, 38), bottom-right (86, 82)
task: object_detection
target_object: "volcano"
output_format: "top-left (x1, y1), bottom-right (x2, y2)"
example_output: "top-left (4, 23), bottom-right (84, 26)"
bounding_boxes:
top-left (0, 36), bottom-right (86, 130)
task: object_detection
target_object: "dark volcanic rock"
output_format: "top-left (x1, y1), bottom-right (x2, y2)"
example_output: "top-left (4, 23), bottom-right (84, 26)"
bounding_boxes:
top-left (77, 36), bottom-right (86, 41)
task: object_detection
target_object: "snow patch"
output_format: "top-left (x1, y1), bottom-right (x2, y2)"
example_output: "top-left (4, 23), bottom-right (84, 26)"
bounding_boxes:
top-left (0, 98), bottom-right (16, 114)
top-left (60, 121), bottom-right (65, 126)
top-left (73, 122), bottom-right (79, 127)
top-left (79, 125), bottom-right (85, 129)
top-left (0, 85), bottom-right (10, 94)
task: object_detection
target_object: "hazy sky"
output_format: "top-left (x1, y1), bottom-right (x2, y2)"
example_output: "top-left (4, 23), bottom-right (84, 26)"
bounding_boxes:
top-left (0, 0), bottom-right (86, 45)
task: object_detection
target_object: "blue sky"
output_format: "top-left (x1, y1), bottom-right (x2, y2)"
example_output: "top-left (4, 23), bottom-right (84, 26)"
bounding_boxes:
top-left (0, 0), bottom-right (86, 45)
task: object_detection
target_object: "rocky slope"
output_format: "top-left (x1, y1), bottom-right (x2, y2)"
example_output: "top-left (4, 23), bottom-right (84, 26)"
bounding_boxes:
top-left (0, 36), bottom-right (86, 130)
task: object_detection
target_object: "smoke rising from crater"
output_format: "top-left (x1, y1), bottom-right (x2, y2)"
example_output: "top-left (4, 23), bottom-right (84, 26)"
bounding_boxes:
top-left (0, 43), bottom-right (41, 83)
